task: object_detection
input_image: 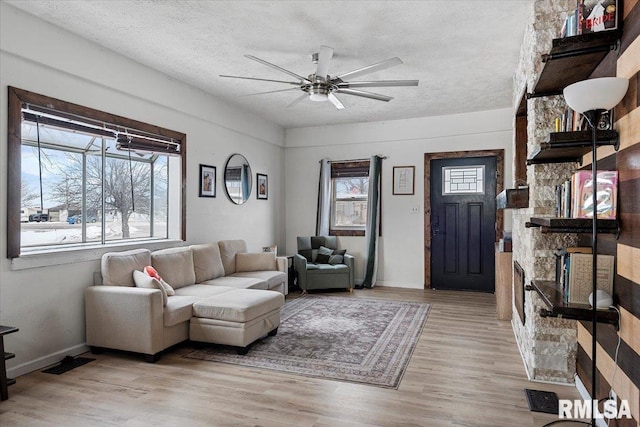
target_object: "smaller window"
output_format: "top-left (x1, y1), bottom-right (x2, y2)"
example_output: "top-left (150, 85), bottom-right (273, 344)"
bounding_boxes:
top-left (330, 161), bottom-right (369, 236)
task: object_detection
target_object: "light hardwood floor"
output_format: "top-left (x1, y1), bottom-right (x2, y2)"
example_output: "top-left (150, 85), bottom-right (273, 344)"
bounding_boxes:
top-left (1, 287), bottom-right (586, 426)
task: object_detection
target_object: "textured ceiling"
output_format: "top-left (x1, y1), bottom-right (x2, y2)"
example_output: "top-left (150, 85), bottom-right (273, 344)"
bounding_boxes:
top-left (6, 1), bottom-right (534, 129)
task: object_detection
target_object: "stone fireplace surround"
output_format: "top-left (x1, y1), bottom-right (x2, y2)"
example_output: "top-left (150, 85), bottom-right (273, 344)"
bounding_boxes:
top-left (511, 0), bottom-right (581, 384)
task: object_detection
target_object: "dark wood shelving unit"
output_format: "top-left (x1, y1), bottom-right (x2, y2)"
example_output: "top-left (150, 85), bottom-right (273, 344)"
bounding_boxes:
top-left (529, 30), bottom-right (622, 98)
top-left (527, 280), bottom-right (619, 325)
top-left (0, 325), bottom-right (18, 401)
top-left (527, 130), bottom-right (619, 164)
top-left (497, 187), bottom-right (529, 209)
top-left (526, 217), bottom-right (619, 234)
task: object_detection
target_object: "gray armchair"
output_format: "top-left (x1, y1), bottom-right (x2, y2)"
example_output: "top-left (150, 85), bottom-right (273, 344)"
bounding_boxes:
top-left (294, 236), bottom-right (354, 292)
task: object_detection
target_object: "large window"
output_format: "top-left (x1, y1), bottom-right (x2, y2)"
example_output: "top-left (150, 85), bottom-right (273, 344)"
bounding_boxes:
top-left (7, 87), bottom-right (186, 258)
top-left (330, 160), bottom-right (369, 236)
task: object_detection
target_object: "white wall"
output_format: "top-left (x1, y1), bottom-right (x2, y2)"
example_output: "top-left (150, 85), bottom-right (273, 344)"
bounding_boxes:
top-left (285, 109), bottom-right (514, 287)
top-left (0, 2), bottom-right (515, 379)
top-left (0, 3), bottom-right (286, 377)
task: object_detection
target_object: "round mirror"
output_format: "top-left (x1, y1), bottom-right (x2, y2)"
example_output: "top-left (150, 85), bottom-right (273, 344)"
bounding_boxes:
top-left (224, 154), bottom-right (252, 205)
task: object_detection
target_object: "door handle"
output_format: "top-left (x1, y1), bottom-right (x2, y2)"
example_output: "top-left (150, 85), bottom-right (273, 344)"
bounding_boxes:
top-left (431, 215), bottom-right (444, 236)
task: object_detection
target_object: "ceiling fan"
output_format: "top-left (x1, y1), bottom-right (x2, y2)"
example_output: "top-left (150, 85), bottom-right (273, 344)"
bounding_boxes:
top-left (220, 46), bottom-right (418, 110)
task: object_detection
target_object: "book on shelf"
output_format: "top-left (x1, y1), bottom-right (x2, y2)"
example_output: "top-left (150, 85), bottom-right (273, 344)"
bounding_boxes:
top-left (578, 0), bottom-right (619, 34)
top-left (555, 247), bottom-right (593, 302)
top-left (567, 253), bottom-right (614, 304)
top-left (554, 179), bottom-right (573, 218)
top-left (571, 170), bottom-right (618, 219)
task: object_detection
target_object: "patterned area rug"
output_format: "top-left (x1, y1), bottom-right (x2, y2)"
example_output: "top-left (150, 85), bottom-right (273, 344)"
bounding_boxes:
top-left (184, 295), bottom-right (431, 388)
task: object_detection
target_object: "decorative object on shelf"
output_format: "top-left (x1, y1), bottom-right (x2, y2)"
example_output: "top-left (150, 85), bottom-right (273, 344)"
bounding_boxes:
top-left (392, 166), bottom-right (415, 195)
top-left (571, 170), bottom-right (618, 219)
top-left (199, 164), bottom-right (216, 198)
top-left (262, 245), bottom-right (277, 253)
top-left (567, 253), bottom-right (614, 304)
top-left (257, 173), bottom-right (268, 200)
top-left (224, 154), bottom-right (252, 205)
top-left (588, 289), bottom-right (613, 309)
top-left (496, 187), bottom-right (529, 209)
top-left (579, 0), bottom-right (619, 34)
top-left (563, 75), bottom-right (627, 427)
top-left (597, 109), bottom-right (613, 130)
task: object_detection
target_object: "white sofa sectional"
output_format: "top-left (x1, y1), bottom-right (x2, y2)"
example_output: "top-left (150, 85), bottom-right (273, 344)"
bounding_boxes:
top-left (85, 240), bottom-right (287, 362)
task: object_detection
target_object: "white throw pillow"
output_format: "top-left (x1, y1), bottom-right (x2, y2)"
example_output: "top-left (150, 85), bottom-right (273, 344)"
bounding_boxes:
top-left (133, 269), bottom-right (168, 306)
top-left (143, 265), bottom-right (176, 296)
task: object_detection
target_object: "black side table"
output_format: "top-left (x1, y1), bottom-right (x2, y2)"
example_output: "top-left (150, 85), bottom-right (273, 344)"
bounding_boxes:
top-left (1, 325), bottom-right (19, 401)
top-left (286, 255), bottom-right (299, 293)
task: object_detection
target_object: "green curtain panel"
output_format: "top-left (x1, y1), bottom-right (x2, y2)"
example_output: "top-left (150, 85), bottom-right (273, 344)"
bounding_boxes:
top-left (362, 155), bottom-right (382, 288)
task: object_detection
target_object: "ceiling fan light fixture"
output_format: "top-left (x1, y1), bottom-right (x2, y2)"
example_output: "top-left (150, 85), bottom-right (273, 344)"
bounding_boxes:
top-left (309, 85), bottom-right (328, 102)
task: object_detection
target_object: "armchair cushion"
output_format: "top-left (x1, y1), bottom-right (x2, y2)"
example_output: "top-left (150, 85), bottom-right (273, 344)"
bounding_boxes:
top-left (329, 249), bottom-right (347, 265)
top-left (315, 253), bottom-right (331, 264)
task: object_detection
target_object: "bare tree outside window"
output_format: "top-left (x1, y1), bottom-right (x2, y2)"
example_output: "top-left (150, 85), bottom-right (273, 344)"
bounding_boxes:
top-left (20, 123), bottom-right (168, 247)
top-left (332, 177), bottom-right (369, 228)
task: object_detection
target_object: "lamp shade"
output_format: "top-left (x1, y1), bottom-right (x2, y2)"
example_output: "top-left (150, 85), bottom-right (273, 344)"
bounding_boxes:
top-left (563, 77), bottom-right (629, 113)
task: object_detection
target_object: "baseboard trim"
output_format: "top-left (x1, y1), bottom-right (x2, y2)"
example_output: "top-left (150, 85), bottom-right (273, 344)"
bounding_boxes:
top-left (374, 280), bottom-right (423, 289)
top-left (512, 318), bottom-right (533, 381)
top-left (7, 343), bottom-right (90, 379)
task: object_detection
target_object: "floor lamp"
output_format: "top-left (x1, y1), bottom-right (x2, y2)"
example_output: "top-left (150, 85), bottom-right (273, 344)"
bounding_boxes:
top-left (563, 77), bottom-right (628, 427)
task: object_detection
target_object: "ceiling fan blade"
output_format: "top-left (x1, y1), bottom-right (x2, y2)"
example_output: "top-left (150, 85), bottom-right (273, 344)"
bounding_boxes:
top-left (219, 75), bottom-right (300, 85)
top-left (286, 93), bottom-right (308, 108)
top-left (315, 45), bottom-right (334, 77)
top-left (328, 93), bottom-right (345, 110)
top-left (245, 55), bottom-right (310, 83)
top-left (335, 88), bottom-right (393, 102)
top-left (336, 80), bottom-right (419, 88)
top-left (335, 57), bottom-right (403, 81)
top-left (239, 88), bottom-right (300, 97)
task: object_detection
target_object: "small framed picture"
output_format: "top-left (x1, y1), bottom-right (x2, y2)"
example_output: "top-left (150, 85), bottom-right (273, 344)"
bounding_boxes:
top-left (257, 173), bottom-right (268, 200)
top-left (393, 166), bottom-right (415, 195)
top-left (199, 164), bottom-right (216, 198)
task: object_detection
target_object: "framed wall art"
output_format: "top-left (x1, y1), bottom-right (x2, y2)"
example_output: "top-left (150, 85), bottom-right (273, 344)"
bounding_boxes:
top-left (199, 164), bottom-right (216, 197)
top-left (257, 173), bottom-right (268, 200)
top-left (393, 166), bottom-right (415, 195)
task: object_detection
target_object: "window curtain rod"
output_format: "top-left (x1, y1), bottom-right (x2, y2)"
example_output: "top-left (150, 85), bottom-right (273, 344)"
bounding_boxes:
top-left (23, 104), bottom-right (179, 145)
top-left (320, 156), bottom-right (387, 164)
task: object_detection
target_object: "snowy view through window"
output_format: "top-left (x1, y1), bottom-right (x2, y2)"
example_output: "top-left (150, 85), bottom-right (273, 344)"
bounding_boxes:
top-left (332, 177), bottom-right (368, 228)
top-left (21, 121), bottom-right (169, 250)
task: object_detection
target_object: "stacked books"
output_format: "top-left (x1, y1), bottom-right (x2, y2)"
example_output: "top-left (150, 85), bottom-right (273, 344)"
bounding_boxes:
top-left (555, 247), bottom-right (615, 304)
top-left (560, 0), bottom-right (619, 38)
top-left (554, 170), bottom-right (618, 219)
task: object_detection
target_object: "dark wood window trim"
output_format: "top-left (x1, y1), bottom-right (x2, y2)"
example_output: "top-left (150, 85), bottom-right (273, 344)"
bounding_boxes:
top-left (329, 160), bottom-right (370, 237)
top-left (330, 229), bottom-right (366, 237)
top-left (6, 87), bottom-right (187, 258)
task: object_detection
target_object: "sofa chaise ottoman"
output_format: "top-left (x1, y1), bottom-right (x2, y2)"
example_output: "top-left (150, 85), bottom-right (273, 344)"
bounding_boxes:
top-left (85, 240), bottom-right (287, 361)
top-left (190, 289), bottom-right (283, 354)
